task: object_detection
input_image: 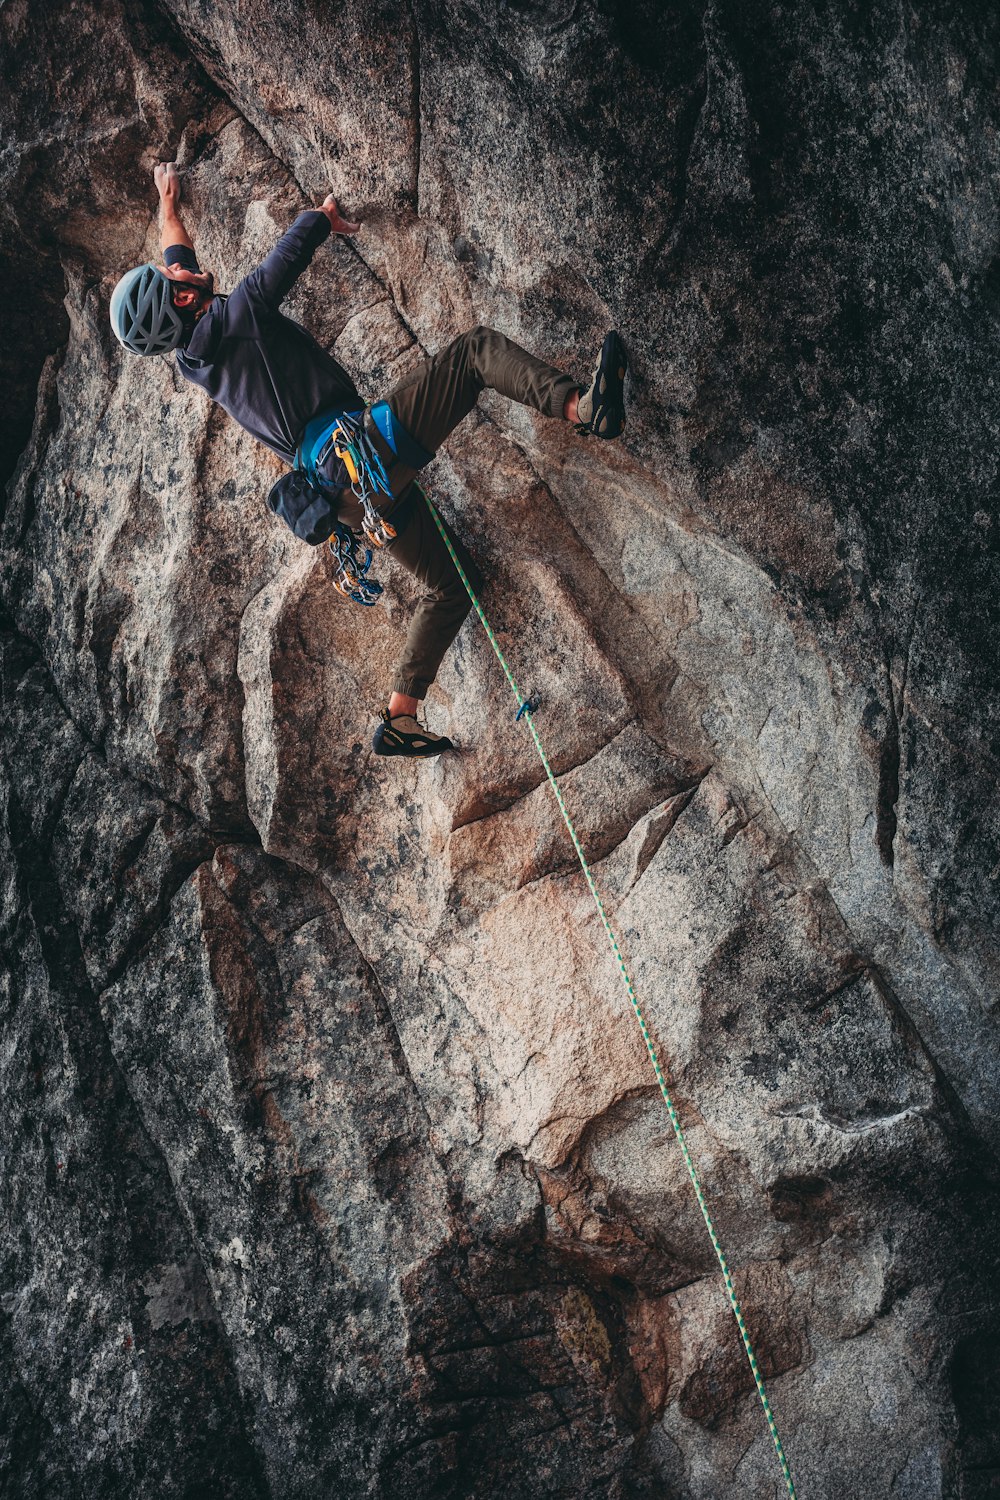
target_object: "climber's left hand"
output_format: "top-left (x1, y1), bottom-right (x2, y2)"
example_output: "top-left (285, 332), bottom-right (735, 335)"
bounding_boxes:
top-left (320, 195), bottom-right (361, 235)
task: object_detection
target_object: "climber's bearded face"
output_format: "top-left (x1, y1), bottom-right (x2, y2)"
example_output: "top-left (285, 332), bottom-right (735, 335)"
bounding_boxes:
top-left (159, 262), bottom-right (215, 312)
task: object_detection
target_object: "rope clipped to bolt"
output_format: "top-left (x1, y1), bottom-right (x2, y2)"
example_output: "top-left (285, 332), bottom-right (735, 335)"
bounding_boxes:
top-left (420, 483), bottom-right (798, 1499)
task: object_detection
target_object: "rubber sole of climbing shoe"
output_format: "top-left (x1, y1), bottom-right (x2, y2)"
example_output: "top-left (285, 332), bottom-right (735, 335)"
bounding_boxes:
top-left (575, 331), bottom-right (628, 439)
top-left (372, 712), bottom-right (454, 758)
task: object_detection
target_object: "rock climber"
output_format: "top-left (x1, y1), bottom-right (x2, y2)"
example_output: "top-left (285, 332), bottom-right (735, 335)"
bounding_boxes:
top-left (109, 162), bottom-right (628, 759)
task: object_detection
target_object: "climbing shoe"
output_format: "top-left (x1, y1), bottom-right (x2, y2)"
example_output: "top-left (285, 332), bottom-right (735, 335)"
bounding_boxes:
top-left (372, 711), bottom-right (454, 758)
top-left (575, 331), bottom-right (628, 439)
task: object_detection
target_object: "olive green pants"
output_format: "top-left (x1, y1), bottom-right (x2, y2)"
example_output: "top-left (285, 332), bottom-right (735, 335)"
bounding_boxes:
top-left (336, 325), bottom-right (577, 701)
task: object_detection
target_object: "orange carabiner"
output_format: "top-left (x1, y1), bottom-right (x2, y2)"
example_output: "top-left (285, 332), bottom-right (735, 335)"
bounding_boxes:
top-left (333, 436), bottom-right (360, 486)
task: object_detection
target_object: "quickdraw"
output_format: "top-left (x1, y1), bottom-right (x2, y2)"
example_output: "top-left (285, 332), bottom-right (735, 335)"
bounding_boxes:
top-left (327, 526), bottom-right (382, 607)
top-left (316, 411), bottom-right (398, 550)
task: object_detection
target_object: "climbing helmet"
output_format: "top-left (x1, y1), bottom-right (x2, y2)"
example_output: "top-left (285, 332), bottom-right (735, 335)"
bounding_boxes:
top-left (109, 263), bottom-right (186, 356)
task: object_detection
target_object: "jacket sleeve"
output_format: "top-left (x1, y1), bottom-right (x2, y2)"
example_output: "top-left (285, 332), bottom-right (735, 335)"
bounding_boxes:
top-left (233, 210), bottom-right (332, 319)
top-left (164, 244), bottom-right (201, 272)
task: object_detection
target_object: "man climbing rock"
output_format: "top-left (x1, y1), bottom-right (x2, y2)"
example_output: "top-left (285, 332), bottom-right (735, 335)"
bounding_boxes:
top-left (110, 162), bottom-right (627, 758)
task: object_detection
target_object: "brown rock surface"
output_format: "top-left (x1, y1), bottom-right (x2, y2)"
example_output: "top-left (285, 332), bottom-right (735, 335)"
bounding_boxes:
top-left (2, 1), bottom-right (999, 1496)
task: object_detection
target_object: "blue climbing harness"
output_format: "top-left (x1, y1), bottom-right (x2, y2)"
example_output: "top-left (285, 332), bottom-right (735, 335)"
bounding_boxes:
top-left (294, 404), bottom-right (436, 606)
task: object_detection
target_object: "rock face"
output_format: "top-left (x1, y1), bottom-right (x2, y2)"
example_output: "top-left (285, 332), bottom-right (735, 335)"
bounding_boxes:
top-left (2, 1), bottom-right (999, 1495)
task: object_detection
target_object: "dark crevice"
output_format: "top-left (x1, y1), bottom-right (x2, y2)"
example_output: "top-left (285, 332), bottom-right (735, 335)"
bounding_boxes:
top-left (875, 649), bottom-right (901, 867)
top-left (874, 719), bottom-right (900, 867)
top-left (876, 604), bottom-right (919, 869)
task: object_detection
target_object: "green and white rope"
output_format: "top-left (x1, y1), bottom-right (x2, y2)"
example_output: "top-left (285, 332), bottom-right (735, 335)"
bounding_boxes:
top-left (420, 485), bottom-right (798, 1498)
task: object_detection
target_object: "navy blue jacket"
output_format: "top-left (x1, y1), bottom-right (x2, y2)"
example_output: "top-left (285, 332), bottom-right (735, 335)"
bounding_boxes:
top-left (168, 212), bottom-right (361, 470)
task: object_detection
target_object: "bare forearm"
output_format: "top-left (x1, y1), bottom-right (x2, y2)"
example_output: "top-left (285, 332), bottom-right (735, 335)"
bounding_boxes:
top-left (160, 205), bottom-right (194, 255)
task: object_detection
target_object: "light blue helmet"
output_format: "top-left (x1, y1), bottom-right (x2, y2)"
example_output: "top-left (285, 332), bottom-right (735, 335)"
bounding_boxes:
top-left (109, 263), bottom-right (185, 356)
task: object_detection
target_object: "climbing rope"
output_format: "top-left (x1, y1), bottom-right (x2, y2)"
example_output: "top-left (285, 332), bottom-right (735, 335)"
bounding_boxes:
top-left (420, 484), bottom-right (798, 1499)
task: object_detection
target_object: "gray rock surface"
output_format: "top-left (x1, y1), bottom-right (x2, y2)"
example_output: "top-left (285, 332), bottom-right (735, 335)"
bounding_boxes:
top-left (2, 0), bottom-right (999, 1495)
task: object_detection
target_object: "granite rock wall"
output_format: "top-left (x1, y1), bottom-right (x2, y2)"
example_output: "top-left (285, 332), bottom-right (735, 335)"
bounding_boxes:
top-left (2, 1), bottom-right (999, 1495)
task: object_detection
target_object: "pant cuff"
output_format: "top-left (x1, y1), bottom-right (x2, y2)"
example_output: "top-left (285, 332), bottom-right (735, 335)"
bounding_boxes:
top-left (390, 675), bottom-right (430, 701)
top-left (546, 375), bottom-right (579, 420)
